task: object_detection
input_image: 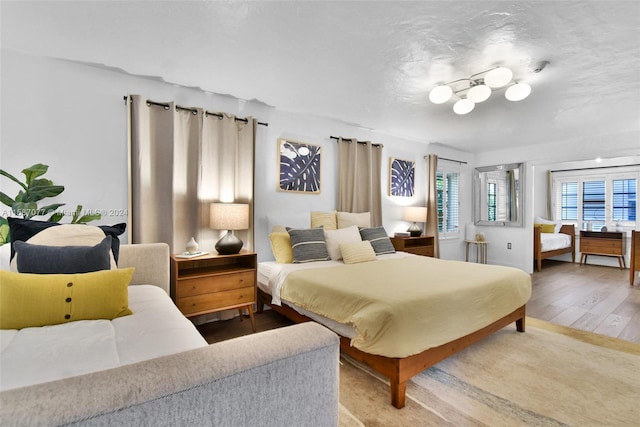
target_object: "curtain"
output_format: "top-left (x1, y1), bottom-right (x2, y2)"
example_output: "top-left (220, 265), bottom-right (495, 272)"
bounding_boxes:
top-left (128, 95), bottom-right (255, 253)
top-left (507, 170), bottom-right (517, 222)
top-left (337, 138), bottom-right (383, 226)
top-left (546, 170), bottom-right (553, 219)
top-left (425, 154), bottom-right (440, 258)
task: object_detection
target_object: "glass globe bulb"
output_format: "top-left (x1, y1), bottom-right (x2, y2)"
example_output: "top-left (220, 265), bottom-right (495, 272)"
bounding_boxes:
top-left (467, 84), bottom-right (491, 103)
top-left (505, 82), bottom-right (532, 101)
top-left (484, 67), bottom-right (513, 88)
top-left (453, 99), bottom-right (475, 115)
top-left (429, 85), bottom-right (453, 104)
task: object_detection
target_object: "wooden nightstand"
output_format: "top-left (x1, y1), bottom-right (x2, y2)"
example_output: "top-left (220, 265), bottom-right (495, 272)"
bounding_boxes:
top-left (390, 236), bottom-right (435, 257)
top-left (579, 231), bottom-right (626, 269)
top-left (170, 250), bottom-right (257, 332)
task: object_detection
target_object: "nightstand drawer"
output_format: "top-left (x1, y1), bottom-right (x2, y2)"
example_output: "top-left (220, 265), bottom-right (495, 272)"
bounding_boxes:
top-left (176, 271), bottom-right (255, 298)
top-left (406, 246), bottom-right (434, 257)
top-left (177, 286), bottom-right (256, 316)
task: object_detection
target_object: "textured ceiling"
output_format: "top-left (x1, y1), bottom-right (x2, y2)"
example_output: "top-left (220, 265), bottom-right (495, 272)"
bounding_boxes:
top-left (2, 1), bottom-right (639, 153)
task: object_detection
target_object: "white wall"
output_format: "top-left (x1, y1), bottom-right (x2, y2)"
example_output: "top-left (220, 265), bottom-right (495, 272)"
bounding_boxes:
top-left (475, 134), bottom-right (640, 272)
top-left (1, 50), bottom-right (474, 262)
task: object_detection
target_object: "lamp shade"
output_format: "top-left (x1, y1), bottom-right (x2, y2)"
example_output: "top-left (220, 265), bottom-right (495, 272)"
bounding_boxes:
top-left (453, 98), bottom-right (475, 115)
top-left (429, 85), bottom-right (453, 104)
top-left (484, 67), bottom-right (513, 88)
top-left (505, 82), bottom-right (531, 101)
top-left (210, 203), bottom-right (249, 230)
top-left (467, 84), bottom-right (491, 103)
top-left (403, 206), bottom-right (428, 223)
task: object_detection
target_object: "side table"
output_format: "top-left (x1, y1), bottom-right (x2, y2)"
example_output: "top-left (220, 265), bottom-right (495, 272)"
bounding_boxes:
top-left (465, 240), bottom-right (488, 264)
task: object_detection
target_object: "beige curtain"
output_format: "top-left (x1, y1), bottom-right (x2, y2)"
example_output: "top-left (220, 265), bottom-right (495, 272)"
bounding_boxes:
top-left (337, 138), bottom-right (383, 226)
top-left (128, 95), bottom-right (254, 253)
top-left (546, 170), bottom-right (553, 219)
top-left (425, 154), bottom-right (440, 258)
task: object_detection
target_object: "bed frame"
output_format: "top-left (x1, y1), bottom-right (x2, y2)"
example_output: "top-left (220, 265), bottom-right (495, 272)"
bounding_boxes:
top-left (534, 224), bottom-right (576, 271)
top-left (257, 288), bottom-right (526, 409)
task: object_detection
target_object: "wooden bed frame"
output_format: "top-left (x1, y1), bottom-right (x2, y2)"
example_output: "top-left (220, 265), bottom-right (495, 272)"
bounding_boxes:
top-left (257, 288), bottom-right (526, 409)
top-left (534, 224), bottom-right (576, 271)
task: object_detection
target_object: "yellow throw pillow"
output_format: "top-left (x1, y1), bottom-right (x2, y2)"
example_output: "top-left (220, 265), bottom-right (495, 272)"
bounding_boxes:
top-left (534, 223), bottom-right (556, 233)
top-left (270, 230), bottom-right (293, 263)
top-left (0, 268), bottom-right (134, 330)
top-left (310, 211), bottom-right (338, 230)
top-left (340, 241), bottom-right (377, 264)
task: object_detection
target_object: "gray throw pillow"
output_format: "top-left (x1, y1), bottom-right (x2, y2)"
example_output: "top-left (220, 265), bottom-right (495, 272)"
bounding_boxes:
top-left (14, 236), bottom-right (113, 274)
top-left (359, 226), bottom-right (396, 255)
top-left (286, 227), bottom-right (330, 263)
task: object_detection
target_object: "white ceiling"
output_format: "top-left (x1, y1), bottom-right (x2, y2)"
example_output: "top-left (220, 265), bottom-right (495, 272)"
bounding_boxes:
top-left (2, 1), bottom-right (639, 153)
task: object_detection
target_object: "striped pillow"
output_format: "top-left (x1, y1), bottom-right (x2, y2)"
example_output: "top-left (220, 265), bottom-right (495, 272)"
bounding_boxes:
top-left (359, 226), bottom-right (396, 255)
top-left (340, 241), bottom-right (376, 264)
top-left (286, 228), bottom-right (330, 263)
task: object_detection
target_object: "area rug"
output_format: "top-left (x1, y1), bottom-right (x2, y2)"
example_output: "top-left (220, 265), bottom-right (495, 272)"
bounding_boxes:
top-left (338, 318), bottom-right (640, 426)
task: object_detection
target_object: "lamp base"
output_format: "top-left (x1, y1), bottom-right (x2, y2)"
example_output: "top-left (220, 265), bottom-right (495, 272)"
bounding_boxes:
top-left (215, 230), bottom-right (243, 255)
top-left (407, 223), bottom-right (422, 237)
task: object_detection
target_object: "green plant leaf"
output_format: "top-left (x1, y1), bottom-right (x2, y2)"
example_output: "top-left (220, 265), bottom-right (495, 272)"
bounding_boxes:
top-left (48, 212), bottom-right (64, 223)
top-left (13, 201), bottom-right (37, 219)
top-left (0, 223), bottom-right (9, 245)
top-left (36, 203), bottom-right (65, 216)
top-left (22, 164), bottom-right (49, 185)
top-left (25, 185), bottom-right (65, 202)
top-left (73, 213), bottom-right (102, 224)
top-left (0, 191), bottom-right (15, 208)
top-left (0, 169), bottom-right (28, 192)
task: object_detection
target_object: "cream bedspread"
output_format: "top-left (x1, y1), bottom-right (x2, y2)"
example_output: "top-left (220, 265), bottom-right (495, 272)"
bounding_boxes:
top-left (280, 256), bottom-right (531, 358)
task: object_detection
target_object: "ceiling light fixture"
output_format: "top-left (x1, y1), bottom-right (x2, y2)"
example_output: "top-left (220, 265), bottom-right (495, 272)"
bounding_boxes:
top-left (429, 65), bottom-right (535, 114)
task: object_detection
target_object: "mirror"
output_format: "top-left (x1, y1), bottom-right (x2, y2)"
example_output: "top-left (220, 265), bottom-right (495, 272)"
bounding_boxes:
top-left (473, 163), bottom-right (524, 227)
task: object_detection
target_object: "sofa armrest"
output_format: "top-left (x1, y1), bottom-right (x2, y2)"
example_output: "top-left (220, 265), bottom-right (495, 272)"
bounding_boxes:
top-left (118, 243), bottom-right (170, 293)
top-left (0, 322), bottom-right (339, 427)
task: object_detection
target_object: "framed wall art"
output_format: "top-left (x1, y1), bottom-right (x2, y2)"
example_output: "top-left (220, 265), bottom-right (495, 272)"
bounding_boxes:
top-left (278, 139), bottom-right (321, 193)
top-left (389, 157), bottom-right (415, 197)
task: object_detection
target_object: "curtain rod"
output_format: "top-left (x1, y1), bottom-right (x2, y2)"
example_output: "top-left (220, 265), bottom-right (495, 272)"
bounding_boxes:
top-left (424, 155), bottom-right (467, 165)
top-left (330, 136), bottom-right (383, 148)
top-left (551, 163), bottom-right (639, 173)
top-left (124, 96), bottom-right (268, 126)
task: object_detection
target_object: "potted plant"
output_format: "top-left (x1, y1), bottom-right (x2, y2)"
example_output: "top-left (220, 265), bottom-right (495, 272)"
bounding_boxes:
top-left (0, 163), bottom-right (101, 245)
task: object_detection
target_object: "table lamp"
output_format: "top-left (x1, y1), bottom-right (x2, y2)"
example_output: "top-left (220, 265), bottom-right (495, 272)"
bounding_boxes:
top-left (403, 206), bottom-right (428, 237)
top-left (210, 203), bottom-right (249, 255)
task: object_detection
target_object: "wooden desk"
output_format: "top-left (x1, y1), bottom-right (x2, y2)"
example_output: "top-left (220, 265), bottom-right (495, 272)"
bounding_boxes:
top-left (579, 231), bottom-right (626, 269)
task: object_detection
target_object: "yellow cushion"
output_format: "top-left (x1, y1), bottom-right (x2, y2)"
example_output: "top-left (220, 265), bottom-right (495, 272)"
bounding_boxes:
top-left (310, 211), bottom-right (337, 230)
top-left (270, 230), bottom-right (293, 263)
top-left (340, 241), bottom-right (377, 264)
top-left (535, 223), bottom-right (556, 233)
top-left (0, 268), bottom-right (134, 330)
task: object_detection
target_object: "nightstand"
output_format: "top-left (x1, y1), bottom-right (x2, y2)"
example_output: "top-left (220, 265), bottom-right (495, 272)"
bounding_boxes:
top-left (390, 236), bottom-right (435, 257)
top-left (170, 250), bottom-right (257, 332)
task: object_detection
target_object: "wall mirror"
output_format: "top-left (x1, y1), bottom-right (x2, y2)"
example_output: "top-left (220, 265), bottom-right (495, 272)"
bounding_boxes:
top-left (473, 162), bottom-right (524, 227)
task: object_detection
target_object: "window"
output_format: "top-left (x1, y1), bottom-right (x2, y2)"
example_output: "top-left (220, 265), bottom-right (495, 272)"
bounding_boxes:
top-left (436, 169), bottom-right (460, 237)
top-left (553, 167), bottom-right (639, 229)
top-left (487, 182), bottom-right (496, 221)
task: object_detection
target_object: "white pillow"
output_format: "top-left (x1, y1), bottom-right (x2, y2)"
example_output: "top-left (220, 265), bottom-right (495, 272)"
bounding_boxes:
top-left (534, 216), bottom-right (562, 233)
top-left (337, 211), bottom-right (371, 229)
top-left (324, 225), bottom-right (362, 260)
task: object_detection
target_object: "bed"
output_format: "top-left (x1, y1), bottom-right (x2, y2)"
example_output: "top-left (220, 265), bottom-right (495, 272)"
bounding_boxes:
top-left (258, 246), bottom-right (531, 408)
top-left (533, 223), bottom-right (576, 271)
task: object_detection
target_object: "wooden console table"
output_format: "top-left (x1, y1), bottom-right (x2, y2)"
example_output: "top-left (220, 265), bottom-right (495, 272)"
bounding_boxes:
top-left (579, 231), bottom-right (626, 269)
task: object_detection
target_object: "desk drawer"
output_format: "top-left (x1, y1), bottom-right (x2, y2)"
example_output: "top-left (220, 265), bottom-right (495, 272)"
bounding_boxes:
top-left (405, 247), bottom-right (434, 257)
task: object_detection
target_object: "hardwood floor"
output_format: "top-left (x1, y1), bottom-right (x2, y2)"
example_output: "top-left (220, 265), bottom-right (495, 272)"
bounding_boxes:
top-left (198, 260), bottom-right (640, 345)
top-left (529, 260), bottom-right (640, 343)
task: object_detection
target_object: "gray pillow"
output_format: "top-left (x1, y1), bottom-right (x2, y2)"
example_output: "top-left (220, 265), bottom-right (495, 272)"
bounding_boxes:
top-left (14, 236), bottom-right (113, 274)
top-left (359, 226), bottom-right (396, 255)
top-left (286, 228), bottom-right (330, 263)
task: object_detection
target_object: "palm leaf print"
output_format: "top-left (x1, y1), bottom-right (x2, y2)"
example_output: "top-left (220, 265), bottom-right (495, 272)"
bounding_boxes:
top-left (390, 158), bottom-right (415, 197)
top-left (279, 141), bottom-right (321, 192)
